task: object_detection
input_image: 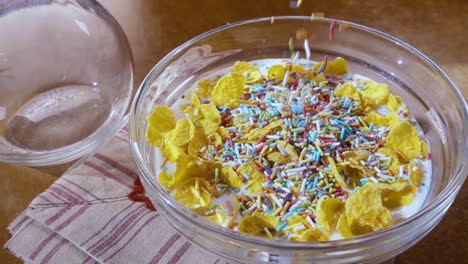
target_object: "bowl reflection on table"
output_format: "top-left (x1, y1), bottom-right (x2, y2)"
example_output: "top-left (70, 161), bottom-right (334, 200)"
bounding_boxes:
top-left (130, 17), bottom-right (467, 264)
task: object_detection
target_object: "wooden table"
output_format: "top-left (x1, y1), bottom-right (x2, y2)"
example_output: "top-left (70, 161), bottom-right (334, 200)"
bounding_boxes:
top-left (1, 0), bottom-right (467, 263)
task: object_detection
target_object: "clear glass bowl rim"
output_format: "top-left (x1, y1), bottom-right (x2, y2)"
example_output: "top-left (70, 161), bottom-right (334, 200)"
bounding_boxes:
top-left (130, 16), bottom-right (468, 249)
top-left (0, 0), bottom-right (134, 166)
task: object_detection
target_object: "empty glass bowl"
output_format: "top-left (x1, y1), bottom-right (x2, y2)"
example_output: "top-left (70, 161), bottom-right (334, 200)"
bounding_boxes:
top-left (0, 0), bottom-right (133, 166)
top-left (130, 17), bottom-right (467, 263)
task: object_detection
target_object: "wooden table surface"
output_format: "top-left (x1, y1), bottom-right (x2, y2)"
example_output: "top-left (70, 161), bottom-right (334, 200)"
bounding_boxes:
top-left (1, 0), bottom-right (467, 263)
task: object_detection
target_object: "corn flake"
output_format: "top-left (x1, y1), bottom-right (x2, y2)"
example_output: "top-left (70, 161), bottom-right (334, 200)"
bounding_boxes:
top-left (334, 83), bottom-right (360, 100)
top-left (379, 181), bottom-right (415, 209)
top-left (360, 82), bottom-right (390, 107)
top-left (327, 157), bottom-right (348, 188)
top-left (340, 152), bottom-right (377, 183)
top-left (267, 151), bottom-right (291, 164)
top-left (158, 170), bottom-right (172, 189)
top-left (196, 77), bottom-right (219, 99)
top-left (191, 91), bottom-right (201, 107)
top-left (311, 73), bottom-right (327, 83)
top-left (220, 167), bottom-right (242, 189)
top-left (207, 132), bottom-right (223, 146)
top-left (211, 73), bottom-right (245, 106)
top-left (313, 57), bottom-right (348, 75)
top-left (421, 140), bottom-right (429, 159)
top-left (205, 212), bottom-right (227, 225)
top-left (345, 183), bottom-right (393, 235)
top-left (293, 229), bottom-right (329, 242)
top-left (408, 161), bottom-right (424, 187)
top-left (376, 148), bottom-right (400, 176)
top-left (363, 111), bottom-right (400, 129)
top-left (336, 215), bottom-right (353, 238)
top-left (238, 212), bottom-right (279, 237)
top-left (173, 178), bottom-right (214, 213)
top-left (172, 153), bottom-right (219, 185)
top-left (199, 104), bottom-right (221, 134)
top-left (277, 140), bottom-right (299, 161)
top-left (232, 61), bottom-right (262, 84)
top-left (237, 162), bottom-right (265, 193)
top-left (246, 119), bottom-right (283, 141)
top-left (146, 105), bottom-right (176, 147)
top-left (316, 197), bottom-right (345, 233)
top-left (386, 121), bottom-right (422, 160)
top-left (188, 127), bottom-right (208, 155)
top-left (218, 126), bottom-right (230, 137)
top-left (166, 119), bottom-right (195, 147)
top-left (386, 94), bottom-right (402, 112)
top-left (267, 65), bottom-right (286, 80)
top-left (161, 139), bottom-right (185, 162)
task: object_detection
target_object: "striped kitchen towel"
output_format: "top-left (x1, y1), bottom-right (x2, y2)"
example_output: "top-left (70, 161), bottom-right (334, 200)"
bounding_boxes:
top-left (4, 126), bottom-right (226, 264)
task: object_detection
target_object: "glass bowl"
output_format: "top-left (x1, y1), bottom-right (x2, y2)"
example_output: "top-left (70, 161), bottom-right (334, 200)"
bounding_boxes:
top-left (129, 17), bottom-right (467, 263)
top-left (0, 0), bottom-right (133, 166)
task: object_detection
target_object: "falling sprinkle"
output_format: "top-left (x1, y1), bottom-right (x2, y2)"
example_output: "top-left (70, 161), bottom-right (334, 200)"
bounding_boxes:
top-left (289, 37), bottom-right (295, 53)
top-left (329, 21), bottom-right (336, 41)
top-left (304, 39), bottom-right (311, 60)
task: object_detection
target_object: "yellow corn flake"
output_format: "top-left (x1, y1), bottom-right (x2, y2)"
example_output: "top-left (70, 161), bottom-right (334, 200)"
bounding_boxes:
top-left (316, 197), bottom-right (345, 233)
top-left (227, 194), bottom-right (241, 228)
top-left (267, 151), bottom-right (291, 164)
top-left (158, 170), bottom-right (173, 189)
top-left (191, 91), bottom-right (201, 107)
top-left (166, 119), bottom-right (195, 147)
top-left (421, 140), bottom-right (429, 159)
top-left (327, 157), bottom-right (348, 188)
top-left (334, 83), bottom-right (360, 100)
top-left (220, 167), bottom-right (242, 190)
top-left (285, 215), bottom-right (307, 228)
top-left (342, 150), bottom-right (370, 161)
top-left (336, 215), bottom-right (353, 238)
top-left (294, 229), bottom-right (329, 242)
top-left (237, 162), bottom-right (265, 193)
top-left (218, 126), bottom-right (230, 137)
top-left (207, 132), bottom-right (223, 146)
top-left (312, 57), bottom-right (348, 75)
top-left (285, 215), bottom-right (328, 241)
top-left (205, 212), bottom-right (227, 225)
top-left (386, 94), bottom-right (401, 112)
top-left (267, 65), bottom-right (286, 80)
top-left (379, 181), bottom-right (415, 209)
top-left (290, 64), bottom-right (306, 75)
top-left (386, 121), bottom-right (423, 160)
top-left (360, 82), bottom-right (390, 107)
top-left (246, 119), bottom-right (283, 141)
top-left (339, 166), bottom-right (366, 188)
top-left (161, 139), bottom-right (185, 162)
top-left (363, 111), bottom-right (400, 129)
top-left (376, 148), bottom-right (400, 176)
top-left (232, 61), bottom-right (262, 84)
top-left (277, 140), bottom-right (299, 161)
top-left (211, 73), bottom-right (245, 106)
top-left (345, 183), bottom-right (393, 235)
top-left (311, 73), bottom-right (327, 83)
top-left (173, 178), bottom-right (214, 214)
top-left (196, 77), bottom-right (219, 99)
top-left (407, 161), bottom-right (424, 187)
top-left (197, 104), bottom-right (221, 135)
top-left (238, 212), bottom-right (279, 238)
top-left (384, 112), bottom-right (401, 128)
top-left (146, 105), bottom-right (176, 147)
top-left (172, 153), bottom-right (219, 185)
top-left (187, 127), bottom-right (208, 155)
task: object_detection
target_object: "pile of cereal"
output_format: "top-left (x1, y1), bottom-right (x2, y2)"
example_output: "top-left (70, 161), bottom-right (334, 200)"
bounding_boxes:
top-left (146, 57), bottom-right (430, 241)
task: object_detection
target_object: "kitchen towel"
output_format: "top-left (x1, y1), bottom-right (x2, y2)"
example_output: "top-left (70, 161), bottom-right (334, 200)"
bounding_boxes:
top-left (5, 126), bottom-right (226, 264)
